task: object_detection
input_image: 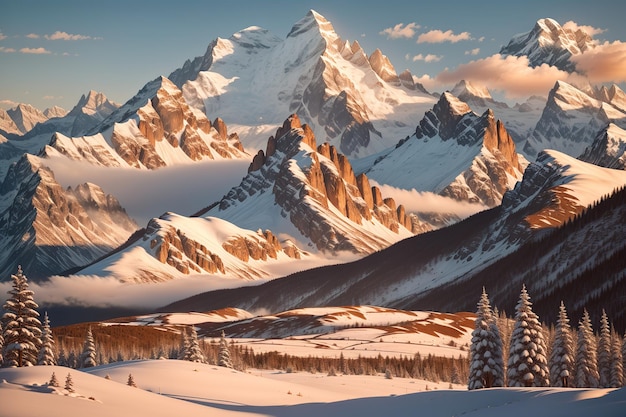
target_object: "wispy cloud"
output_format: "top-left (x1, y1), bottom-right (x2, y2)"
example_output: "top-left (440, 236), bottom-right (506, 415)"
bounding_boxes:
top-left (0, 32), bottom-right (6, 41)
top-left (417, 29), bottom-right (471, 44)
top-left (571, 40), bottom-right (626, 83)
top-left (20, 47), bottom-right (51, 54)
top-left (411, 53), bottom-right (443, 63)
top-left (372, 181), bottom-right (488, 218)
top-left (44, 31), bottom-right (100, 41)
top-left (43, 95), bottom-right (63, 100)
top-left (0, 46), bottom-right (16, 53)
top-left (435, 54), bottom-right (573, 98)
top-left (563, 21), bottom-right (606, 37)
top-left (465, 48), bottom-right (480, 56)
top-left (26, 33), bottom-right (40, 39)
top-left (0, 99), bottom-right (19, 109)
top-left (380, 22), bottom-right (420, 39)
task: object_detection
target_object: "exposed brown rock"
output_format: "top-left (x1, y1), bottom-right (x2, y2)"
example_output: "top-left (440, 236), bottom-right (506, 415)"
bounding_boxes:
top-left (213, 117), bottom-right (228, 140)
top-left (181, 124), bottom-right (213, 161)
top-left (482, 111), bottom-right (523, 174)
top-left (266, 135), bottom-right (277, 158)
top-left (372, 186), bottom-right (384, 207)
top-left (249, 150), bottom-right (266, 173)
top-left (356, 174), bottom-right (374, 210)
top-left (137, 105), bottom-right (164, 146)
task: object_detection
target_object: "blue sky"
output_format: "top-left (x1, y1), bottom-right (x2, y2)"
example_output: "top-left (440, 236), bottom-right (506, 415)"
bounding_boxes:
top-left (1, 0), bottom-right (625, 111)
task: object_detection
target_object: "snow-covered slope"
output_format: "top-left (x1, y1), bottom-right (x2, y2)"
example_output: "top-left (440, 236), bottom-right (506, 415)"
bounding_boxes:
top-left (1, 359), bottom-right (624, 417)
top-left (365, 92), bottom-right (527, 208)
top-left (205, 114), bottom-right (428, 254)
top-left (5, 103), bottom-right (48, 134)
top-left (176, 10), bottom-right (436, 158)
top-left (0, 154), bottom-right (137, 280)
top-left (49, 77), bottom-right (247, 169)
top-left (523, 81), bottom-right (626, 158)
top-left (77, 212), bottom-right (310, 283)
top-left (500, 18), bottom-right (596, 72)
top-left (164, 150), bottom-right (626, 318)
top-left (579, 123), bottom-right (626, 169)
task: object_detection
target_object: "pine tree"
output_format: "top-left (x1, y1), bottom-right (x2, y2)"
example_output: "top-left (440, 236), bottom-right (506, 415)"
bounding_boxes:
top-left (37, 312), bottom-right (56, 365)
top-left (468, 288), bottom-right (504, 389)
top-left (79, 326), bottom-right (97, 368)
top-left (178, 327), bottom-right (189, 360)
top-left (65, 373), bottom-right (74, 393)
top-left (575, 310), bottom-right (599, 388)
top-left (218, 330), bottom-right (233, 368)
top-left (598, 310), bottom-right (612, 387)
top-left (48, 371), bottom-right (59, 387)
top-left (183, 326), bottom-right (206, 363)
top-left (610, 328), bottom-right (623, 388)
top-left (548, 301), bottom-right (574, 387)
top-left (507, 285), bottom-right (549, 387)
top-left (1, 266), bottom-right (42, 367)
top-left (127, 373), bottom-right (136, 387)
top-left (623, 332), bottom-right (626, 387)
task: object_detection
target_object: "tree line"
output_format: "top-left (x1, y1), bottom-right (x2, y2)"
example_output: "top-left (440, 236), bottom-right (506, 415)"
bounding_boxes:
top-left (469, 286), bottom-right (625, 389)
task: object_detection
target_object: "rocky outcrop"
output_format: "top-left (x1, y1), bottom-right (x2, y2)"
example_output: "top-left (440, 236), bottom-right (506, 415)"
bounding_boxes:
top-left (144, 215), bottom-right (304, 279)
top-left (52, 76), bottom-right (246, 170)
top-left (214, 114), bottom-right (426, 254)
top-left (147, 220), bottom-right (226, 275)
top-left (0, 155), bottom-right (137, 280)
top-left (579, 123), bottom-right (626, 170)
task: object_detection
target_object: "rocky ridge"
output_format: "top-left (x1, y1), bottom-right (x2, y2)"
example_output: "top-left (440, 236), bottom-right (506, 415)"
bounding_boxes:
top-left (500, 17), bottom-right (596, 72)
top-left (48, 76), bottom-right (246, 169)
top-left (0, 154), bottom-right (137, 280)
top-left (366, 91), bottom-right (526, 209)
top-left (209, 114), bottom-right (427, 254)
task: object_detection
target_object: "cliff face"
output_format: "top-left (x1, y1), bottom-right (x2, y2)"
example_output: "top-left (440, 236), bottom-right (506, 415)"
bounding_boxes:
top-left (48, 76), bottom-right (246, 170)
top-left (215, 114), bottom-right (428, 254)
top-left (0, 155), bottom-right (137, 280)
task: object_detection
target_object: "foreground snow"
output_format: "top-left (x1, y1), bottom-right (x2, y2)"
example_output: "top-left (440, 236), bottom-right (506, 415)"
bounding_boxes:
top-left (1, 360), bottom-right (623, 416)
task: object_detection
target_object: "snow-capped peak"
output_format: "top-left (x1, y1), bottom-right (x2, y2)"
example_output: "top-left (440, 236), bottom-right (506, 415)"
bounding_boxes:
top-left (500, 17), bottom-right (595, 72)
top-left (287, 9), bottom-right (337, 41)
top-left (70, 90), bottom-right (118, 117)
top-left (451, 80), bottom-right (492, 101)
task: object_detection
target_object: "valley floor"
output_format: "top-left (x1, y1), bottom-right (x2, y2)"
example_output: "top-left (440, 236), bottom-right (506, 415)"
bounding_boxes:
top-left (0, 360), bottom-right (623, 417)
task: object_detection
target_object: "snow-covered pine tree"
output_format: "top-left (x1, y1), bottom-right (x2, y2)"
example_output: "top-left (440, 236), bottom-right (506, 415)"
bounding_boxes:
top-left (598, 310), bottom-right (612, 387)
top-left (507, 285), bottom-right (549, 387)
top-left (548, 301), bottom-right (574, 387)
top-left (48, 371), bottom-right (59, 387)
top-left (37, 312), bottom-right (56, 365)
top-left (468, 288), bottom-right (504, 389)
top-left (127, 373), bottom-right (136, 387)
top-left (218, 330), bottom-right (233, 369)
top-left (184, 326), bottom-right (206, 363)
top-left (177, 327), bottom-right (189, 360)
top-left (610, 328), bottom-right (623, 388)
top-left (65, 373), bottom-right (74, 393)
top-left (575, 309), bottom-right (599, 388)
top-left (79, 326), bottom-right (97, 368)
top-left (1, 266), bottom-right (42, 367)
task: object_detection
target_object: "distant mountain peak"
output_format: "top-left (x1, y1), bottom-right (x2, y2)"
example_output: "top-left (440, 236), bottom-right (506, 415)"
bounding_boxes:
top-left (500, 17), bottom-right (595, 72)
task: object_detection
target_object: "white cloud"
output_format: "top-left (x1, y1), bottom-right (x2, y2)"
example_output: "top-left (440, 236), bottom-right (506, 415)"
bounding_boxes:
top-left (465, 48), bottom-right (480, 56)
top-left (44, 31), bottom-right (98, 41)
top-left (435, 54), bottom-right (573, 98)
top-left (20, 47), bottom-right (51, 54)
top-left (478, 36), bottom-right (485, 43)
top-left (380, 22), bottom-right (420, 39)
top-left (0, 99), bottom-right (19, 109)
top-left (412, 53), bottom-right (443, 63)
top-left (417, 29), bottom-right (471, 44)
top-left (563, 21), bottom-right (606, 37)
top-left (0, 32), bottom-right (6, 41)
top-left (571, 40), bottom-right (626, 83)
top-left (26, 33), bottom-right (40, 39)
top-left (373, 182), bottom-right (488, 218)
top-left (0, 46), bottom-right (16, 53)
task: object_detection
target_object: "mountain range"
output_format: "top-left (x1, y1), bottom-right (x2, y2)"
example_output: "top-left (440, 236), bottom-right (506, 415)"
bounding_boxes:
top-left (1, 11), bottom-right (626, 329)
